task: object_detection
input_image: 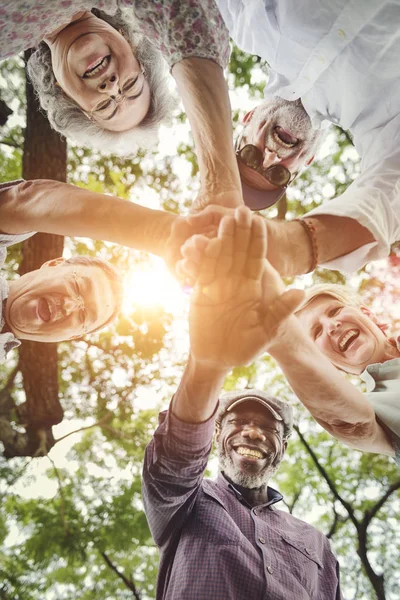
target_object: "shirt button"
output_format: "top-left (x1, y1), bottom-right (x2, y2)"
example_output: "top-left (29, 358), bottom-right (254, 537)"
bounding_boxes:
top-left (267, 566), bottom-right (274, 574)
top-left (258, 537), bottom-right (266, 544)
top-left (253, 509), bottom-right (258, 516)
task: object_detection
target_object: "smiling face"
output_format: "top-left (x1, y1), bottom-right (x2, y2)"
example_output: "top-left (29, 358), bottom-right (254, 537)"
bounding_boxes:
top-left (297, 295), bottom-right (396, 374)
top-left (45, 12), bottom-right (150, 132)
top-left (5, 259), bottom-right (117, 343)
top-left (216, 402), bottom-right (287, 489)
top-left (238, 97), bottom-right (321, 191)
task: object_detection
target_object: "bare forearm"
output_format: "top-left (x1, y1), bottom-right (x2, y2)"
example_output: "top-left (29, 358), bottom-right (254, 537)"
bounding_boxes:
top-left (268, 317), bottom-right (393, 454)
top-left (267, 215), bottom-right (375, 277)
top-left (172, 355), bottom-right (228, 423)
top-left (0, 180), bottom-right (175, 257)
top-left (172, 58), bottom-right (242, 206)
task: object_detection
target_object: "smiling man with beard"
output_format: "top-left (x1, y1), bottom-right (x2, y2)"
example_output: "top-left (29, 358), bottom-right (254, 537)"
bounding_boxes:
top-left (236, 97), bottom-right (323, 210)
top-left (184, 0), bottom-right (400, 280)
top-left (142, 207), bottom-right (342, 600)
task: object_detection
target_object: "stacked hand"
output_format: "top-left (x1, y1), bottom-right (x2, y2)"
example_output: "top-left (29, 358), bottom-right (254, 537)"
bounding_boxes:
top-left (176, 207), bottom-right (305, 370)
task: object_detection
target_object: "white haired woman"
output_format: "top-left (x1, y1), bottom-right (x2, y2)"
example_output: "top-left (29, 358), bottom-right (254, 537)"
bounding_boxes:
top-left (0, 1), bottom-right (232, 168)
top-left (293, 284), bottom-right (400, 462)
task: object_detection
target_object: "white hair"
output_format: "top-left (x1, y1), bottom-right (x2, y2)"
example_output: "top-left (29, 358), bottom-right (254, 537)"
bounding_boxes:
top-left (27, 8), bottom-right (177, 155)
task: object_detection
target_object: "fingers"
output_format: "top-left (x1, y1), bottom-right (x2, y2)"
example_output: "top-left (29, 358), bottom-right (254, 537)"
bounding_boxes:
top-left (176, 234), bottom-right (211, 283)
top-left (246, 215), bottom-right (267, 280)
top-left (179, 207), bottom-right (266, 286)
top-left (230, 206), bottom-right (252, 276)
top-left (187, 205), bottom-right (233, 228)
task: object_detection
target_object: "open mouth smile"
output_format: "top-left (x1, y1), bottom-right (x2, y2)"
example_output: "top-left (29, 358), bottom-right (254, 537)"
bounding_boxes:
top-left (83, 55), bottom-right (110, 78)
top-left (234, 445), bottom-right (266, 460)
top-left (37, 297), bottom-right (63, 322)
top-left (338, 329), bottom-right (360, 352)
top-left (273, 126), bottom-right (299, 149)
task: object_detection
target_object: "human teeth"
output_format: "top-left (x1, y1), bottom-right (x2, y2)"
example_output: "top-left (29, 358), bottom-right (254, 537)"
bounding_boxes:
top-left (273, 130), bottom-right (296, 148)
top-left (339, 329), bottom-right (358, 352)
top-left (236, 447), bottom-right (264, 459)
top-left (47, 300), bottom-right (52, 318)
top-left (84, 56), bottom-right (109, 78)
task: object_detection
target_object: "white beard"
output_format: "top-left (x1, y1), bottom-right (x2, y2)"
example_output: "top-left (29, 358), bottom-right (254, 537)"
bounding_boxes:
top-left (243, 97), bottom-right (323, 160)
top-left (217, 438), bottom-right (279, 490)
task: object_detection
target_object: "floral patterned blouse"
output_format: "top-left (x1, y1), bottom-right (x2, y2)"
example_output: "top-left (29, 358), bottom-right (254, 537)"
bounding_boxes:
top-left (0, 0), bottom-right (230, 68)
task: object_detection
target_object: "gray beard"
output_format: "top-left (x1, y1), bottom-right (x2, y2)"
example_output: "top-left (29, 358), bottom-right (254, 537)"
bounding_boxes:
top-left (217, 438), bottom-right (278, 490)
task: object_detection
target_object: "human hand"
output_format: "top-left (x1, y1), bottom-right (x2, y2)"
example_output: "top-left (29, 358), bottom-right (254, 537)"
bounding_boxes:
top-left (185, 207), bottom-right (304, 370)
top-left (174, 205), bottom-right (235, 283)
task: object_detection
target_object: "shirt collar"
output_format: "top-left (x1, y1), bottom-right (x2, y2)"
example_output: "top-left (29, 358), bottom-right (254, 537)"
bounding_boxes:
top-left (360, 335), bottom-right (400, 392)
top-left (218, 472), bottom-right (283, 508)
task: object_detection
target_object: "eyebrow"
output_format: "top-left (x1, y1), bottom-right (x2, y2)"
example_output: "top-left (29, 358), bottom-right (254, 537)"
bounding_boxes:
top-left (100, 82), bottom-right (146, 122)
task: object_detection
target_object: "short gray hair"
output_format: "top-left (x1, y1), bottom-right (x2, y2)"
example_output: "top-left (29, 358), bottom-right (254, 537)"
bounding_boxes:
top-left (295, 284), bottom-right (362, 315)
top-left (27, 8), bottom-right (177, 154)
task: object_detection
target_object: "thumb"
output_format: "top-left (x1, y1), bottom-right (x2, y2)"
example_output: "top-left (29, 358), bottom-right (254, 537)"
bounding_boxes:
top-left (263, 289), bottom-right (305, 328)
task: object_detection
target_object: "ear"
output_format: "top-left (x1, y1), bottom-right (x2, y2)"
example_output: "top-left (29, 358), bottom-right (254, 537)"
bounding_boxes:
top-left (306, 155), bottom-right (315, 166)
top-left (243, 109), bottom-right (255, 124)
top-left (40, 257), bottom-right (66, 269)
top-left (360, 305), bottom-right (389, 333)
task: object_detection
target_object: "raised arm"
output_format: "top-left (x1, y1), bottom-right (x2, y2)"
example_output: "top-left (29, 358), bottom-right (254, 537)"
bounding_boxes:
top-left (174, 207), bottom-right (304, 421)
top-left (172, 58), bottom-right (243, 211)
top-left (0, 178), bottom-right (222, 271)
top-left (267, 315), bottom-right (394, 455)
top-left (178, 233), bottom-right (394, 455)
top-left (143, 207), bottom-right (302, 548)
top-left (185, 207), bottom-right (376, 277)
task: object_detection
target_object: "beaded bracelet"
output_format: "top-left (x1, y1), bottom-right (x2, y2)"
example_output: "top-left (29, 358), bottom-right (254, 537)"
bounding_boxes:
top-left (294, 218), bottom-right (318, 273)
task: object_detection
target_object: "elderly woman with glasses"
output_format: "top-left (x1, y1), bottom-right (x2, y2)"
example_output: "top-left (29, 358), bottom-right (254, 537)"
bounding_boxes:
top-left (1, 1), bottom-right (231, 163)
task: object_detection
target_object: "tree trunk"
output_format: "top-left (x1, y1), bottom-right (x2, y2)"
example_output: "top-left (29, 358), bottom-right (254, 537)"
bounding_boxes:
top-left (16, 50), bottom-right (67, 450)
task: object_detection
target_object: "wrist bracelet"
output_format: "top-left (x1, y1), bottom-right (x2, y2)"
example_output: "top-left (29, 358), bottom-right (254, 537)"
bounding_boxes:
top-left (294, 218), bottom-right (318, 273)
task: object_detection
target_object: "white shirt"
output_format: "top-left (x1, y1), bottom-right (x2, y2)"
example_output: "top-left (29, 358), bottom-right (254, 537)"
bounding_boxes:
top-left (216, 0), bottom-right (400, 271)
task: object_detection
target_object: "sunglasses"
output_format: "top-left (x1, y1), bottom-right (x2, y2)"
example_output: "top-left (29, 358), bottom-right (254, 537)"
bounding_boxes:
top-left (236, 144), bottom-right (292, 188)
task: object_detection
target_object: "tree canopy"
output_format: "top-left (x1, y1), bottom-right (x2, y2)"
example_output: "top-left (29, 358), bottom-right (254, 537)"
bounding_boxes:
top-left (0, 46), bottom-right (399, 600)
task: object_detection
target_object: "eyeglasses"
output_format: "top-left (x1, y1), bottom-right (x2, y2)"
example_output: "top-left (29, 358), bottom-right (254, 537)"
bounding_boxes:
top-left (87, 70), bottom-right (146, 122)
top-left (71, 270), bottom-right (88, 334)
top-left (236, 144), bottom-right (292, 188)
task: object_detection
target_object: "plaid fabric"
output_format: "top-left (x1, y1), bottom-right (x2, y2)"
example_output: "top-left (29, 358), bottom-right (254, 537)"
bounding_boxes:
top-left (142, 407), bottom-right (343, 600)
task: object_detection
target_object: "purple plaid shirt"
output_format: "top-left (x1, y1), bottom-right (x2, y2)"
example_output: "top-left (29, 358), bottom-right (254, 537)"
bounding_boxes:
top-left (142, 407), bottom-right (343, 600)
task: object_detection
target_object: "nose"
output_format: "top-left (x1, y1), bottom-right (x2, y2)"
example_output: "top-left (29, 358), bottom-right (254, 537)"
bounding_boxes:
top-left (98, 73), bottom-right (119, 94)
top-left (63, 296), bottom-right (82, 316)
top-left (262, 148), bottom-right (282, 169)
top-left (321, 315), bottom-right (341, 336)
top-left (241, 425), bottom-right (266, 442)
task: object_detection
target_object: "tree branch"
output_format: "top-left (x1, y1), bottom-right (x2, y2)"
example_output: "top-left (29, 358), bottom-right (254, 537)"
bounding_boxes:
top-left (294, 425), bottom-right (359, 528)
top-left (0, 138), bottom-right (22, 150)
top-left (47, 455), bottom-right (69, 535)
top-left (295, 425), bottom-right (387, 599)
top-left (53, 412), bottom-right (113, 444)
top-left (101, 551), bottom-right (142, 599)
top-left (364, 479), bottom-right (400, 526)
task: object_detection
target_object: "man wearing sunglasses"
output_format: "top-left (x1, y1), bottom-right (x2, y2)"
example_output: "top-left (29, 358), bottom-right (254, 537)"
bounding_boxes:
top-left (234, 97), bottom-right (324, 210)
top-left (192, 0), bottom-right (400, 278)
